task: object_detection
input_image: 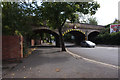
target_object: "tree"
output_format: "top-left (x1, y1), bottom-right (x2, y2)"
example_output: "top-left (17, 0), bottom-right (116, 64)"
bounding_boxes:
top-left (2, 2), bottom-right (42, 43)
top-left (2, 1), bottom-right (100, 51)
top-left (77, 13), bottom-right (98, 25)
top-left (35, 2), bottom-right (100, 51)
top-left (87, 17), bottom-right (98, 25)
top-left (2, 2), bottom-right (43, 55)
top-left (113, 19), bottom-right (120, 24)
top-left (2, 2), bottom-right (30, 35)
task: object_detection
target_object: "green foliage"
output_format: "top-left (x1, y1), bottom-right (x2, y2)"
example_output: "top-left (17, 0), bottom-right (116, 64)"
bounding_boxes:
top-left (2, 2), bottom-right (100, 35)
top-left (87, 17), bottom-right (98, 25)
top-left (2, 1), bottom-right (100, 51)
top-left (2, 2), bottom-right (41, 56)
top-left (78, 14), bottom-right (98, 25)
top-left (37, 2), bottom-right (100, 29)
top-left (94, 31), bottom-right (120, 45)
top-left (113, 19), bottom-right (120, 24)
top-left (2, 2), bottom-right (41, 36)
top-left (100, 27), bottom-right (110, 34)
top-left (94, 19), bottom-right (120, 45)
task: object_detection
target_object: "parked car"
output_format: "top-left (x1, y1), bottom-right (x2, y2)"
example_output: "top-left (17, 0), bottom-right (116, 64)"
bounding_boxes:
top-left (80, 40), bottom-right (96, 48)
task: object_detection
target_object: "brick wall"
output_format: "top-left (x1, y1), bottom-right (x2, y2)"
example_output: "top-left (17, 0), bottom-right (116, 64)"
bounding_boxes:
top-left (2, 36), bottom-right (23, 61)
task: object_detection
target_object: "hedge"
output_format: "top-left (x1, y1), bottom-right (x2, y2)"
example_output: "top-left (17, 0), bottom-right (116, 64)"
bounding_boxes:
top-left (93, 32), bottom-right (120, 45)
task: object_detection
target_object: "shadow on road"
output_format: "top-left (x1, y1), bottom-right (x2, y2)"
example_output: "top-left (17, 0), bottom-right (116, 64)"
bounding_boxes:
top-left (30, 45), bottom-right (60, 48)
top-left (65, 45), bottom-right (81, 47)
top-left (17, 48), bottom-right (70, 69)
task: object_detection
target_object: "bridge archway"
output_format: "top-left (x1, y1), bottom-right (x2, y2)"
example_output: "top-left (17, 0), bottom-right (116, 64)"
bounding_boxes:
top-left (63, 29), bottom-right (85, 45)
top-left (88, 31), bottom-right (100, 42)
top-left (32, 29), bottom-right (60, 47)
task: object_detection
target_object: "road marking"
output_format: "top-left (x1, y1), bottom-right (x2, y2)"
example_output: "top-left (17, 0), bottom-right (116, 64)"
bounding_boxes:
top-left (66, 48), bottom-right (120, 69)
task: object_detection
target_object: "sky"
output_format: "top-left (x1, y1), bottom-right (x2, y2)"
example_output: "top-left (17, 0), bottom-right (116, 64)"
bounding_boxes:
top-left (94, 0), bottom-right (120, 25)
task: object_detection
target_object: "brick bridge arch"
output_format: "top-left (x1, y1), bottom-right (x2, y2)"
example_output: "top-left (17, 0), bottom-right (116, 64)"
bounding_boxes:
top-left (62, 22), bottom-right (104, 40)
top-left (88, 31), bottom-right (100, 42)
top-left (63, 29), bottom-right (86, 45)
top-left (31, 23), bottom-right (104, 46)
top-left (62, 29), bottom-right (85, 36)
top-left (32, 27), bottom-right (60, 47)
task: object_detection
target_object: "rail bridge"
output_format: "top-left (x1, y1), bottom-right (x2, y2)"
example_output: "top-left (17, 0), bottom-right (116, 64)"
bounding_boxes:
top-left (32, 22), bottom-right (105, 46)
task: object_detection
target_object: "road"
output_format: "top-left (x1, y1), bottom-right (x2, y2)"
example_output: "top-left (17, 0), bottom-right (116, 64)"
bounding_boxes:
top-left (3, 47), bottom-right (118, 78)
top-left (66, 43), bottom-right (119, 66)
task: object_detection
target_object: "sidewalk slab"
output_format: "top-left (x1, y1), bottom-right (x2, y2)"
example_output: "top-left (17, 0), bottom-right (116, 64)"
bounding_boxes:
top-left (2, 63), bottom-right (19, 76)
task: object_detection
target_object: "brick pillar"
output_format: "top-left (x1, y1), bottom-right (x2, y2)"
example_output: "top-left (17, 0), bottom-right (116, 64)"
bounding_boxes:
top-left (40, 38), bottom-right (41, 45)
top-left (85, 31), bottom-right (88, 40)
top-left (31, 39), bottom-right (35, 46)
top-left (20, 36), bottom-right (23, 58)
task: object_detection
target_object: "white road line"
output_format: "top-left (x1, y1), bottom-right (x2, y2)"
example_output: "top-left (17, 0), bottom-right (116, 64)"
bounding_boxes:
top-left (66, 48), bottom-right (120, 69)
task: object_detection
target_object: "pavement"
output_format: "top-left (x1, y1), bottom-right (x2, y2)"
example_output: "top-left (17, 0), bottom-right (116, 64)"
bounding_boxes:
top-left (2, 45), bottom-right (55, 78)
top-left (2, 43), bottom-right (53, 77)
top-left (2, 47), bottom-right (118, 78)
top-left (2, 60), bottom-right (22, 77)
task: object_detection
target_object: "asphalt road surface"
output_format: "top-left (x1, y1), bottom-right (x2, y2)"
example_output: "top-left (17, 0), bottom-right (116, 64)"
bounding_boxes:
top-left (66, 44), bottom-right (119, 66)
top-left (3, 47), bottom-right (118, 78)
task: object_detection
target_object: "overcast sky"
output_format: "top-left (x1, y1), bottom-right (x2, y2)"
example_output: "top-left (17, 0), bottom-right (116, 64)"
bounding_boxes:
top-left (94, 0), bottom-right (120, 25)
